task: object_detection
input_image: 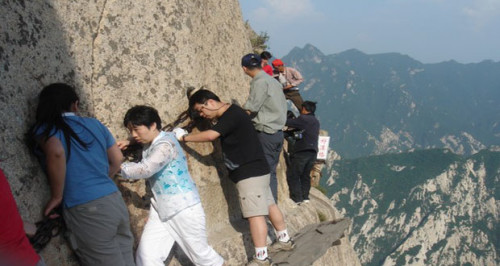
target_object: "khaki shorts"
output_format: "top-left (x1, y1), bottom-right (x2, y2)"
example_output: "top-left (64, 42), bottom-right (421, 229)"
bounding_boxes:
top-left (235, 174), bottom-right (276, 218)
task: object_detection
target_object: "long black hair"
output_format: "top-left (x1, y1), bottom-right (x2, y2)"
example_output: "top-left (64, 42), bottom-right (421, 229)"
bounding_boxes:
top-left (28, 83), bottom-right (88, 159)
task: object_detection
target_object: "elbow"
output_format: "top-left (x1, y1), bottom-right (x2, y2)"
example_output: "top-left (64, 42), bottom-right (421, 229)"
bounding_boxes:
top-left (205, 130), bottom-right (220, 141)
top-left (207, 135), bottom-right (218, 142)
top-left (110, 161), bottom-right (121, 172)
top-left (53, 150), bottom-right (65, 159)
top-left (48, 148), bottom-right (65, 161)
top-left (107, 145), bottom-right (124, 171)
top-left (111, 156), bottom-right (123, 169)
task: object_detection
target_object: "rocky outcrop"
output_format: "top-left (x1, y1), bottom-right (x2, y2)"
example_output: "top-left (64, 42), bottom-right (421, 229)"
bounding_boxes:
top-left (1, 1), bottom-right (359, 265)
top-left (326, 149), bottom-right (499, 265)
top-left (270, 218), bottom-right (351, 265)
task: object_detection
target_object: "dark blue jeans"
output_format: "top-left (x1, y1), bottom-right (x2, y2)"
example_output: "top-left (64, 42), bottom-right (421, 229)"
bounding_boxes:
top-left (257, 130), bottom-right (284, 202)
top-left (286, 150), bottom-right (316, 203)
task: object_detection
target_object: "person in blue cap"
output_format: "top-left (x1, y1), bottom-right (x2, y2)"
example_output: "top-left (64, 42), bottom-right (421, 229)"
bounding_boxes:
top-left (241, 53), bottom-right (288, 205)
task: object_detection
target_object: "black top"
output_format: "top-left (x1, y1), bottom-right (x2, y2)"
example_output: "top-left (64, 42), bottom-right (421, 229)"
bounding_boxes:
top-left (212, 105), bottom-right (270, 183)
top-left (286, 113), bottom-right (320, 153)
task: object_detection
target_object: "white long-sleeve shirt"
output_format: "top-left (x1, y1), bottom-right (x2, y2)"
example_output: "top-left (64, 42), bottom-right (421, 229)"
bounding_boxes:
top-left (121, 131), bottom-right (200, 220)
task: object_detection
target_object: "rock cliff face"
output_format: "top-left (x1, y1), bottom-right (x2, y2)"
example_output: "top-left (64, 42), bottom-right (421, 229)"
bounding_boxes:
top-left (1, 1), bottom-right (359, 265)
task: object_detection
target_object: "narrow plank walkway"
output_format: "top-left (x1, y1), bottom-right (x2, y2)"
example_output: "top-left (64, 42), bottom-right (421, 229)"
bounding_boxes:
top-left (270, 219), bottom-right (351, 266)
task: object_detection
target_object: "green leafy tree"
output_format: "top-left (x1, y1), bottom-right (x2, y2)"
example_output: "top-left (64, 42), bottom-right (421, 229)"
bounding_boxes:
top-left (245, 21), bottom-right (270, 53)
top-left (250, 31), bottom-right (269, 53)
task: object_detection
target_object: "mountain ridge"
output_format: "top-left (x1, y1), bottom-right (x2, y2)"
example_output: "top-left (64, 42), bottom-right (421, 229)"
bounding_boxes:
top-left (283, 44), bottom-right (500, 159)
top-left (322, 148), bottom-right (499, 265)
top-left (282, 44), bottom-right (499, 265)
top-left (288, 44), bottom-right (499, 65)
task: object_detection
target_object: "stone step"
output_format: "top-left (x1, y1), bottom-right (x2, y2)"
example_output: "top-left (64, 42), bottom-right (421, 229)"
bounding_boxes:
top-left (270, 219), bottom-right (351, 266)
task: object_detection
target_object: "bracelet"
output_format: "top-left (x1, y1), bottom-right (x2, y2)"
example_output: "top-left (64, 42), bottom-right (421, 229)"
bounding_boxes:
top-left (182, 135), bottom-right (186, 142)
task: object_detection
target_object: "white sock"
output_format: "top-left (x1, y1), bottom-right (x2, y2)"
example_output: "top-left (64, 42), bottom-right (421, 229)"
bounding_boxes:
top-left (255, 246), bottom-right (268, 260)
top-left (277, 229), bottom-right (290, 242)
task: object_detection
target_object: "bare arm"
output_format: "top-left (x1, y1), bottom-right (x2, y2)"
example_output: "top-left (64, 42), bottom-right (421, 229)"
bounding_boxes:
top-left (107, 143), bottom-right (123, 177)
top-left (40, 136), bottom-right (66, 217)
top-left (182, 130), bottom-right (220, 142)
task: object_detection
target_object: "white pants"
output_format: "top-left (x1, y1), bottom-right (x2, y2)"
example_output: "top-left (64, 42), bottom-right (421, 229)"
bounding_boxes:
top-left (136, 203), bottom-right (224, 266)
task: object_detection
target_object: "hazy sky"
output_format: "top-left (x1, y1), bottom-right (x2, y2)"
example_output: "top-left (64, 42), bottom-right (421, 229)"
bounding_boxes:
top-left (239, 0), bottom-right (500, 64)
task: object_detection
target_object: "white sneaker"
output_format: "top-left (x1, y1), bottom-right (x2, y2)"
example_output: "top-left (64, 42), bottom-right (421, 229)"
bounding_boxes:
top-left (247, 256), bottom-right (273, 266)
top-left (268, 239), bottom-right (296, 253)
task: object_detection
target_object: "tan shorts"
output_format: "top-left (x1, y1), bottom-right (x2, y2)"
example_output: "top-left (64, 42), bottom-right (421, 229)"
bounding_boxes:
top-left (235, 174), bottom-right (276, 218)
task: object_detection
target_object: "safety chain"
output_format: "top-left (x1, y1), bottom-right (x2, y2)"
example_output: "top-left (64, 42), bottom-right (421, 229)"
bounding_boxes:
top-left (29, 208), bottom-right (65, 252)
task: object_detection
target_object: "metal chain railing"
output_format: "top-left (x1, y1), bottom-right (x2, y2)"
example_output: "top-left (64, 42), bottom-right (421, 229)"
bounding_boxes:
top-left (28, 207), bottom-right (65, 252)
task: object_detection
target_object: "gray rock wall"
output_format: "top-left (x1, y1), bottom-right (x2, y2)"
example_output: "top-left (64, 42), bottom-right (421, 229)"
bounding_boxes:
top-left (1, 0), bottom-right (250, 264)
top-left (1, 1), bottom-right (359, 265)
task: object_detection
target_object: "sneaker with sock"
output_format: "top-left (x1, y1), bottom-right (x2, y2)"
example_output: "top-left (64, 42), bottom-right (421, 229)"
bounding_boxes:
top-left (268, 239), bottom-right (296, 253)
top-left (246, 256), bottom-right (273, 266)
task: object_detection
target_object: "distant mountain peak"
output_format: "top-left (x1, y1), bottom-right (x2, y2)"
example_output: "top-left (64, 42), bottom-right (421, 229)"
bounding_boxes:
top-left (286, 44), bottom-right (325, 64)
top-left (304, 43), bottom-right (324, 54)
top-left (281, 43), bottom-right (500, 159)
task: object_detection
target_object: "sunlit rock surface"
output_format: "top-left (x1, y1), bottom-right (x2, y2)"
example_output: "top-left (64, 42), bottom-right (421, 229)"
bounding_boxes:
top-left (0, 1), bottom-right (359, 265)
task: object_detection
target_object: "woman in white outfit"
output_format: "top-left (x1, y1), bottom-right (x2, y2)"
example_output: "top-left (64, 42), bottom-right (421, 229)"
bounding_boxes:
top-left (118, 105), bottom-right (224, 266)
